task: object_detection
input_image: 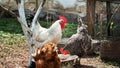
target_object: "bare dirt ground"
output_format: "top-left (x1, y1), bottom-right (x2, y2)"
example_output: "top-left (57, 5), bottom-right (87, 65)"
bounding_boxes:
top-left (0, 43), bottom-right (119, 68)
top-left (0, 43), bottom-right (29, 68)
top-left (80, 56), bottom-right (119, 68)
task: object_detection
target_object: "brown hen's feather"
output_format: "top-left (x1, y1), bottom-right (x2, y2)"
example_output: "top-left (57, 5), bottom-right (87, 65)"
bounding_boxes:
top-left (32, 42), bottom-right (61, 68)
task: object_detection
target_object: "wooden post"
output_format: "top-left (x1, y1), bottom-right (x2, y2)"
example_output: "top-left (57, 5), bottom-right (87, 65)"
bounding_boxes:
top-left (106, 1), bottom-right (111, 36)
top-left (87, 0), bottom-right (96, 37)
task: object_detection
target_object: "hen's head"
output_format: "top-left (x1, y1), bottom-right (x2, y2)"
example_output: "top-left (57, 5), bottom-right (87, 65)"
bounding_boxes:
top-left (58, 15), bottom-right (67, 29)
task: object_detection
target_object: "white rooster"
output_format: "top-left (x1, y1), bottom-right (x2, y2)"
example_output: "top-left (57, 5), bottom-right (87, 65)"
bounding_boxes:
top-left (32, 15), bottom-right (67, 47)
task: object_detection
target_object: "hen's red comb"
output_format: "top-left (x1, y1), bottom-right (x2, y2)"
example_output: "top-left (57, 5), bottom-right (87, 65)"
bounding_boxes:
top-left (60, 47), bottom-right (69, 55)
top-left (59, 15), bottom-right (67, 23)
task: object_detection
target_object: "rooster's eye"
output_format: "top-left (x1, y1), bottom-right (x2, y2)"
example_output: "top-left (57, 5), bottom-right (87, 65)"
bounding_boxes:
top-left (61, 20), bottom-right (64, 23)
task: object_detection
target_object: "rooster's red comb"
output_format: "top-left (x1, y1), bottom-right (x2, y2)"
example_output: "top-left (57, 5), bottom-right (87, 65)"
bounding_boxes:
top-left (59, 15), bottom-right (67, 23)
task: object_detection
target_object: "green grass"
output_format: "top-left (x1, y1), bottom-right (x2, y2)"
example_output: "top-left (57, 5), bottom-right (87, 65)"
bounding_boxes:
top-left (0, 18), bottom-right (23, 34)
top-left (0, 31), bottom-right (25, 45)
top-left (62, 23), bottom-right (77, 37)
top-left (0, 18), bottom-right (25, 45)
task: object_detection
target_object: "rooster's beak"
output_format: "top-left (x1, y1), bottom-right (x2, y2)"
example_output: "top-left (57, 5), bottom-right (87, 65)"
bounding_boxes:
top-left (65, 23), bottom-right (66, 26)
